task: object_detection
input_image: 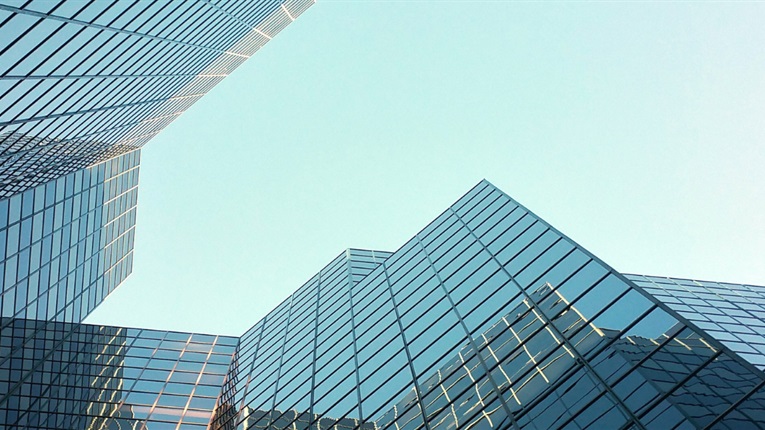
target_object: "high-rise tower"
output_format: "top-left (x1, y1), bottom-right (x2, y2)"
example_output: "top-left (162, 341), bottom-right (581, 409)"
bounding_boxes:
top-left (0, 3), bottom-right (313, 428)
top-left (2, 180), bottom-right (764, 429)
top-left (1, 2), bottom-right (764, 429)
top-left (0, 0), bottom-right (313, 196)
top-left (0, 0), bottom-right (314, 326)
top-left (209, 180), bottom-right (765, 430)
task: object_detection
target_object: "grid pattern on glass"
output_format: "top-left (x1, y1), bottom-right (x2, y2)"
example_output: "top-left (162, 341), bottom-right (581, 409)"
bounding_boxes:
top-left (236, 408), bottom-right (373, 430)
top-left (0, 149), bottom-right (139, 330)
top-left (626, 274), bottom-right (765, 371)
top-left (215, 180), bottom-right (765, 430)
top-left (211, 248), bottom-right (393, 430)
top-left (0, 317), bottom-right (238, 430)
top-left (0, 0), bottom-right (314, 197)
top-left (376, 283), bottom-right (765, 430)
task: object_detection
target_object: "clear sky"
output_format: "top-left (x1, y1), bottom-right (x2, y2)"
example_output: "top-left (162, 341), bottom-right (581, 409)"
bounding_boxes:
top-left (85, 1), bottom-right (765, 336)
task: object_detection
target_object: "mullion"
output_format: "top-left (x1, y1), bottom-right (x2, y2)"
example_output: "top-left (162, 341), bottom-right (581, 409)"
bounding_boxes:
top-left (0, 3), bottom-right (140, 145)
top-left (0, 1), bottom-right (98, 123)
top-left (451, 206), bottom-right (649, 429)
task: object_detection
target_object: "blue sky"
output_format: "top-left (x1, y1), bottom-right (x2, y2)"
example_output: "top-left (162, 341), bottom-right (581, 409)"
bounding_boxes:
top-left (86, 1), bottom-right (765, 335)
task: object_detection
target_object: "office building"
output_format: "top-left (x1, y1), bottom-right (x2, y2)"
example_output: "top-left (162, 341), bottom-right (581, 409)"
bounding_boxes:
top-left (0, 0), bottom-right (313, 197)
top-left (1, 179), bottom-right (764, 428)
top-left (0, 0), bottom-right (313, 325)
top-left (0, 2), bottom-right (313, 428)
top-left (1, 317), bottom-right (238, 429)
top-left (0, 149), bottom-right (139, 323)
top-left (209, 180), bottom-right (765, 430)
top-left (1, 1), bottom-right (764, 428)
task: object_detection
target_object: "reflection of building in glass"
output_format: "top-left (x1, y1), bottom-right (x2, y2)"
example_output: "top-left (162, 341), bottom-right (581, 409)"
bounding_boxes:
top-left (210, 181), bottom-right (765, 430)
top-left (0, 3), bottom-right (313, 427)
top-left (2, 177), bottom-right (765, 428)
top-left (375, 282), bottom-right (765, 430)
top-left (610, 330), bottom-right (765, 428)
top-left (0, 318), bottom-right (237, 429)
top-left (0, 318), bottom-right (129, 429)
top-left (235, 406), bottom-right (375, 430)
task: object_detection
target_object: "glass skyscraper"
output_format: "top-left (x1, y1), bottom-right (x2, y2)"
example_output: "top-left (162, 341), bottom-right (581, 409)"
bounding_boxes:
top-left (0, 0), bottom-right (314, 325)
top-left (207, 180), bottom-right (765, 430)
top-left (0, 0), bottom-right (313, 197)
top-left (0, 0), bottom-right (312, 326)
top-left (1, 1), bottom-right (765, 429)
top-left (0, 149), bottom-right (139, 322)
top-left (0, 1), bottom-right (314, 428)
top-left (2, 179), bottom-right (765, 428)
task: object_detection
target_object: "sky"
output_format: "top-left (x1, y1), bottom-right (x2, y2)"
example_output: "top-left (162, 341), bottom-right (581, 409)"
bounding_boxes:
top-left (85, 1), bottom-right (765, 336)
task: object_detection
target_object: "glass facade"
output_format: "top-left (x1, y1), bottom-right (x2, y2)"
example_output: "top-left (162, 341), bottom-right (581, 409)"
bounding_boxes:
top-left (0, 6), bottom-right (314, 428)
top-left (0, 0), bottom-right (314, 197)
top-left (626, 274), bottom-right (765, 371)
top-left (212, 180), bottom-right (765, 430)
top-left (0, 318), bottom-right (238, 429)
top-left (0, 0), bottom-right (315, 324)
top-left (2, 0), bottom-right (759, 427)
top-left (212, 249), bottom-right (393, 430)
top-left (0, 149), bottom-right (139, 325)
top-left (1, 179), bottom-right (764, 429)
